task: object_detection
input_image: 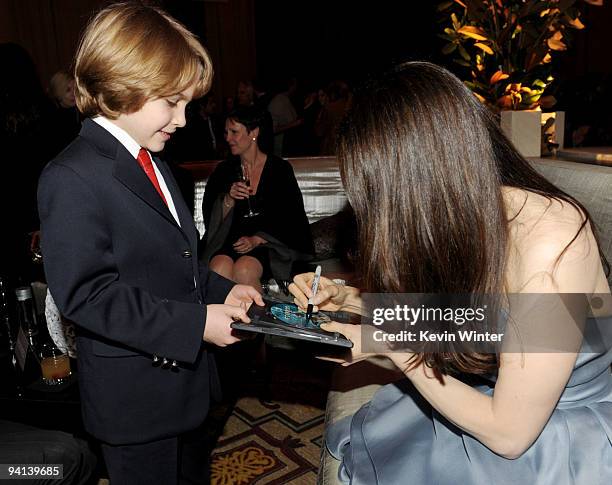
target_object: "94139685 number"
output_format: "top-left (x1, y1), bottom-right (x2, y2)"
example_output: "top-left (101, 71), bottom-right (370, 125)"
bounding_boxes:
top-left (0, 464), bottom-right (63, 479)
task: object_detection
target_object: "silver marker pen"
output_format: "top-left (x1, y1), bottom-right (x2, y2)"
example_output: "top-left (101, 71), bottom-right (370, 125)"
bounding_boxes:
top-left (305, 265), bottom-right (322, 321)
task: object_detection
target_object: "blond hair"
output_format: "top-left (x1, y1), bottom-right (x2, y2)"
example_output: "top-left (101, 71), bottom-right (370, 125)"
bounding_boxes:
top-left (74, 1), bottom-right (213, 118)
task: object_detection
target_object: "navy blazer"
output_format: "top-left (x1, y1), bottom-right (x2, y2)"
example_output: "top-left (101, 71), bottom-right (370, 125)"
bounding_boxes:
top-left (38, 119), bottom-right (234, 445)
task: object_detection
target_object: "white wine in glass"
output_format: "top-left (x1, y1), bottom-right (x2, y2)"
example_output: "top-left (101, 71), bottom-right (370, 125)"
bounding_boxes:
top-left (240, 163), bottom-right (259, 218)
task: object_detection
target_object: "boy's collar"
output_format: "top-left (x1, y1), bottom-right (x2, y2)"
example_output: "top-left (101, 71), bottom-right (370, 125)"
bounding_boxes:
top-left (80, 118), bottom-right (176, 223)
top-left (79, 118), bottom-right (120, 160)
top-left (92, 116), bottom-right (141, 160)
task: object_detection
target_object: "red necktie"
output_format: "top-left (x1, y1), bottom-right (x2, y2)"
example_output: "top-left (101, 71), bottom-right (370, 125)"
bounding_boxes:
top-left (137, 148), bottom-right (168, 206)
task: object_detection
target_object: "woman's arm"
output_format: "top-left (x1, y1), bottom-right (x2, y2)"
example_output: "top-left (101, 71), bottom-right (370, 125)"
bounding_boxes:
top-left (203, 162), bottom-right (250, 223)
top-left (392, 351), bottom-right (576, 459)
top-left (391, 203), bottom-right (606, 458)
top-left (323, 201), bottom-right (608, 459)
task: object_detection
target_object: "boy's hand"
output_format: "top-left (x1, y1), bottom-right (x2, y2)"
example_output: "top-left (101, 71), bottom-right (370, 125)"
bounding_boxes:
top-left (203, 304), bottom-right (249, 347)
top-left (225, 284), bottom-right (264, 308)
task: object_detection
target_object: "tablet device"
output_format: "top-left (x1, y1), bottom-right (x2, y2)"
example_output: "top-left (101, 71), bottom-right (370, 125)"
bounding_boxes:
top-left (231, 295), bottom-right (354, 348)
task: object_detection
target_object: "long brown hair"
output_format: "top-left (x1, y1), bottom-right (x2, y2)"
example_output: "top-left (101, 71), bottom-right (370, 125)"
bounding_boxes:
top-left (337, 62), bottom-right (609, 375)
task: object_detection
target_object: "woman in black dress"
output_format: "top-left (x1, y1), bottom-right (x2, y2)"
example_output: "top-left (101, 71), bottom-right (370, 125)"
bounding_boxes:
top-left (201, 105), bottom-right (313, 289)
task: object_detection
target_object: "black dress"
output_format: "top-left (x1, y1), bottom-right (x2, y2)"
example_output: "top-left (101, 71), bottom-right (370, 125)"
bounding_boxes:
top-left (201, 155), bottom-right (313, 280)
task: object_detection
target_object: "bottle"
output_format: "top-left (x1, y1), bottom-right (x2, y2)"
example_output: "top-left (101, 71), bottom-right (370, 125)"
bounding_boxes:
top-left (0, 277), bottom-right (13, 346)
top-left (14, 286), bottom-right (42, 387)
top-left (0, 278), bottom-right (25, 396)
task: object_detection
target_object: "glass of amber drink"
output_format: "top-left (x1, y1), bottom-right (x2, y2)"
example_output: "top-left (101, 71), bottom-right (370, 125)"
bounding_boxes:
top-left (40, 343), bottom-right (71, 385)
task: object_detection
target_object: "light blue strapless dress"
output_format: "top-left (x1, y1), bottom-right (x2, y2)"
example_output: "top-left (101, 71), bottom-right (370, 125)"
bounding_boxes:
top-left (327, 317), bottom-right (612, 484)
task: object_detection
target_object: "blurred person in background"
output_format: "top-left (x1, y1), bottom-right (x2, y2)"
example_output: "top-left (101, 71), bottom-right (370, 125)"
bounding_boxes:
top-left (0, 43), bottom-right (55, 286)
top-left (48, 70), bottom-right (81, 157)
top-left (267, 76), bottom-right (303, 156)
top-left (315, 79), bottom-right (350, 155)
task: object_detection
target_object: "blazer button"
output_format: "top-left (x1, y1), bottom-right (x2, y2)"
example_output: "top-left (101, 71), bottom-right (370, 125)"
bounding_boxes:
top-left (182, 250), bottom-right (192, 259)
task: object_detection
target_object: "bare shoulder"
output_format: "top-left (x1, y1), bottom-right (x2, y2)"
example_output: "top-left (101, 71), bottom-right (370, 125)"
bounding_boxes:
top-left (503, 187), bottom-right (605, 293)
top-left (503, 186), bottom-right (585, 226)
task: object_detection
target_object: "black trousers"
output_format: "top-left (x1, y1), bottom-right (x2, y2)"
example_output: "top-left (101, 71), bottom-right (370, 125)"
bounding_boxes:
top-left (0, 420), bottom-right (97, 485)
top-left (101, 426), bottom-right (210, 485)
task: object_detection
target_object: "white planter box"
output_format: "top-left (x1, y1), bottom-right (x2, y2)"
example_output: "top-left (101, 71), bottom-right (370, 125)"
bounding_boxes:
top-left (500, 110), bottom-right (541, 157)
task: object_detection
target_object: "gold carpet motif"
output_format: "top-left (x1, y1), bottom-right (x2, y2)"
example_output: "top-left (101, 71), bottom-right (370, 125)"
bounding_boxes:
top-left (211, 396), bottom-right (325, 484)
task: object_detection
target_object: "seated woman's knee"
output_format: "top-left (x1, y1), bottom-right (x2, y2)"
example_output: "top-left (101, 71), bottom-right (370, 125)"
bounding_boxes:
top-left (210, 255), bottom-right (235, 278)
top-left (232, 256), bottom-right (263, 282)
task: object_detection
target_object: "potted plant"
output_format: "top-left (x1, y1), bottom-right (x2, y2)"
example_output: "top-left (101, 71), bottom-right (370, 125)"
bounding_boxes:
top-left (437, 0), bottom-right (603, 156)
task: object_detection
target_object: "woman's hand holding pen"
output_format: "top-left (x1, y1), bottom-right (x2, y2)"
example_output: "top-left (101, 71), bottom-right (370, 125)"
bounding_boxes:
top-left (289, 273), bottom-right (356, 313)
top-left (290, 272), bottom-right (378, 366)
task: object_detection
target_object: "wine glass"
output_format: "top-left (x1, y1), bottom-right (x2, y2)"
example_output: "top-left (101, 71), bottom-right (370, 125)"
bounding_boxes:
top-left (240, 163), bottom-right (259, 218)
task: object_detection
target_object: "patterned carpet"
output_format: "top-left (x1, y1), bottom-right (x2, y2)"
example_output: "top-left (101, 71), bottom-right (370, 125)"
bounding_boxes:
top-left (210, 343), bottom-right (332, 485)
top-left (210, 397), bottom-right (325, 484)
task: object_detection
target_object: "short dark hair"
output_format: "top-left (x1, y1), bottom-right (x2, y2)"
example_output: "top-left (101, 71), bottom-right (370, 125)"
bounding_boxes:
top-left (226, 104), bottom-right (266, 132)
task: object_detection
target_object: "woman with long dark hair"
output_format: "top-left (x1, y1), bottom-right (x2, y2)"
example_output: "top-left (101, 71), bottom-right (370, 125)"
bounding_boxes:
top-left (290, 62), bottom-right (611, 483)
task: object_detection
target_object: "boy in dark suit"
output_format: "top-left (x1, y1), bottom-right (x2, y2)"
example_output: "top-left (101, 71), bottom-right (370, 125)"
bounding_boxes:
top-left (37, 3), bottom-right (262, 484)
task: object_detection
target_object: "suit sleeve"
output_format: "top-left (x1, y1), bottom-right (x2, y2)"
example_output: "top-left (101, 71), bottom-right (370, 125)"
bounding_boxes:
top-left (199, 265), bottom-right (234, 304)
top-left (38, 162), bottom-right (206, 365)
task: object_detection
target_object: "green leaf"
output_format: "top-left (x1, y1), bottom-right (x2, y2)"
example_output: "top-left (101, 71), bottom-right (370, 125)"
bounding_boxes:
top-left (451, 13), bottom-right (461, 30)
top-left (458, 44), bottom-right (471, 60)
top-left (437, 1), bottom-right (454, 11)
top-left (453, 58), bottom-right (471, 67)
top-left (442, 43), bottom-right (458, 54)
top-left (522, 93), bottom-right (542, 105)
